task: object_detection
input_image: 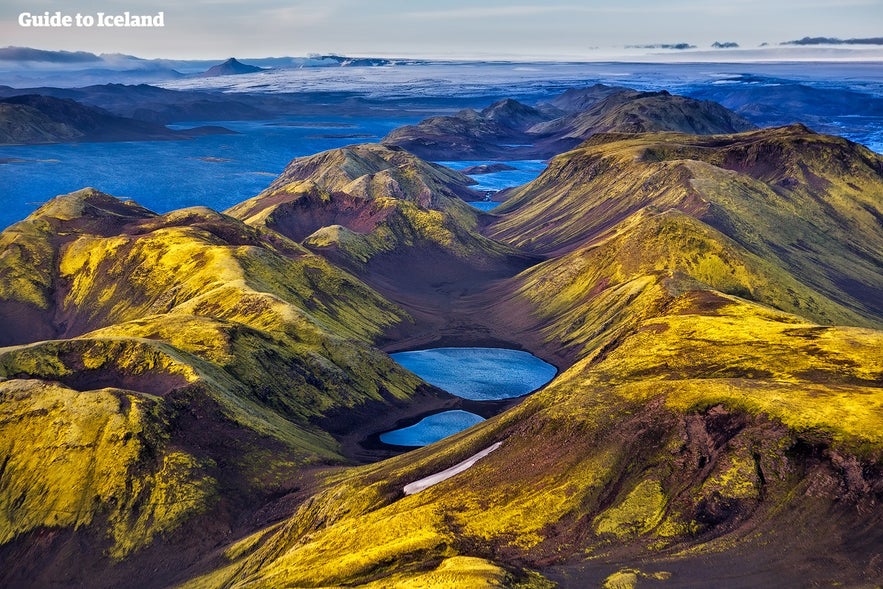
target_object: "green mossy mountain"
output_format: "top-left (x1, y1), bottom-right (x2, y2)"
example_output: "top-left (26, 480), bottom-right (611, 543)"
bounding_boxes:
top-left (0, 188), bottom-right (444, 587)
top-left (1, 113), bottom-right (883, 587)
top-left (183, 127), bottom-right (883, 589)
top-left (226, 143), bottom-right (535, 347)
top-left (490, 125), bottom-right (883, 327)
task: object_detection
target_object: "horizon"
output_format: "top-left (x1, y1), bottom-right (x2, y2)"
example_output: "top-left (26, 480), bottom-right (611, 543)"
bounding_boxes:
top-left (1, 1), bottom-right (881, 61)
top-left (3, 43), bottom-right (883, 67)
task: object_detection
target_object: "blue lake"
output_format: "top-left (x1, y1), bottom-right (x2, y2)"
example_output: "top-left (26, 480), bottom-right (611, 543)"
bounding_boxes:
top-left (0, 117), bottom-right (546, 229)
top-left (380, 410), bottom-right (485, 447)
top-left (381, 347), bottom-right (557, 447)
top-left (391, 347), bottom-right (557, 401)
top-left (0, 115), bottom-right (422, 230)
top-left (438, 160), bottom-right (547, 212)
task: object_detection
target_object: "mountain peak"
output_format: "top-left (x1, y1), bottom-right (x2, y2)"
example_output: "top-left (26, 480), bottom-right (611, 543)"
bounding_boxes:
top-left (200, 58), bottom-right (263, 77)
top-left (479, 98), bottom-right (547, 129)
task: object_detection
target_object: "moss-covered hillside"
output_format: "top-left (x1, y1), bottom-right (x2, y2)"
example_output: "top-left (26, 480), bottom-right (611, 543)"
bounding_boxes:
top-left (0, 188), bottom-right (441, 587)
top-left (226, 143), bottom-right (535, 349)
top-left (1, 118), bottom-right (882, 588)
top-left (183, 126), bottom-right (883, 588)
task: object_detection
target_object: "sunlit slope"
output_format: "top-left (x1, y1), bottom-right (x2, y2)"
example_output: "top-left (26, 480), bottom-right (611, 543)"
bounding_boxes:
top-left (0, 189), bottom-right (432, 586)
top-left (490, 125), bottom-right (883, 326)
top-left (227, 143), bottom-right (521, 269)
top-left (227, 144), bottom-right (535, 348)
top-left (186, 291), bottom-right (883, 588)
top-left (489, 208), bottom-right (873, 364)
top-left (180, 127), bottom-right (883, 587)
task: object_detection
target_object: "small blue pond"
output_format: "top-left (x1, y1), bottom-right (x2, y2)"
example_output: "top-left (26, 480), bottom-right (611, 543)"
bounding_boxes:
top-left (390, 347), bottom-right (557, 401)
top-left (380, 347), bottom-right (556, 447)
top-left (379, 410), bottom-right (485, 447)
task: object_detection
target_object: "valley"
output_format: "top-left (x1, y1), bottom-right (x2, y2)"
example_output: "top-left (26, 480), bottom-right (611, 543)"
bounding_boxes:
top-left (0, 63), bottom-right (882, 588)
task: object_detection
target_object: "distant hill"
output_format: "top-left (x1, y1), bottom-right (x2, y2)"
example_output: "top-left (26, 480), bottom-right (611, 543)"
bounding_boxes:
top-left (382, 98), bottom-right (554, 159)
top-left (0, 94), bottom-right (232, 144)
top-left (382, 89), bottom-right (754, 159)
top-left (0, 83), bottom-right (274, 124)
top-left (530, 90), bottom-right (754, 138)
top-left (783, 36), bottom-right (883, 46)
top-left (687, 79), bottom-right (883, 130)
top-left (199, 57), bottom-right (263, 77)
top-left (541, 83), bottom-right (632, 113)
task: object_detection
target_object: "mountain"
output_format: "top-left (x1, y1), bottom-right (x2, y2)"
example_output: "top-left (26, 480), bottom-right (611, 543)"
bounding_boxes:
top-left (381, 98), bottom-right (557, 159)
top-left (0, 83), bottom-right (273, 124)
top-left (382, 89), bottom-right (754, 160)
top-left (0, 188), bottom-right (455, 586)
top-left (783, 36), bottom-right (883, 45)
top-left (1, 114), bottom-right (882, 586)
top-left (226, 143), bottom-right (535, 348)
top-left (0, 94), bottom-right (233, 144)
top-left (172, 126), bottom-right (883, 588)
top-left (541, 83), bottom-right (633, 113)
top-left (489, 125), bottom-right (883, 326)
top-left (528, 90), bottom-right (754, 140)
top-left (687, 79), bottom-right (883, 131)
top-left (199, 58), bottom-right (263, 77)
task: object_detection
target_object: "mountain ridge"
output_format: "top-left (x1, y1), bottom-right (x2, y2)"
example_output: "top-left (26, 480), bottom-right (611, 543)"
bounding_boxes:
top-left (0, 94), bottom-right (233, 144)
top-left (1, 103), bottom-right (882, 587)
top-left (382, 88), bottom-right (755, 160)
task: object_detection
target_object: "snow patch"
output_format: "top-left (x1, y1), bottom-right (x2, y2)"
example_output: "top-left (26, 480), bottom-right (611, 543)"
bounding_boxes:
top-left (403, 441), bottom-right (503, 495)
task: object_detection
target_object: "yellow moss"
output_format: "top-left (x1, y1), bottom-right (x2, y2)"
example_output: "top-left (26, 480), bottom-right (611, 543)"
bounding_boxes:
top-left (0, 380), bottom-right (210, 557)
top-left (703, 450), bottom-right (760, 501)
top-left (602, 569), bottom-right (640, 589)
top-left (601, 567), bottom-right (672, 588)
top-left (222, 524), bottom-right (282, 561)
top-left (0, 224), bottom-right (55, 308)
top-left (454, 446), bottom-right (616, 550)
top-left (595, 479), bottom-right (667, 538)
top-left (655, 512), bottom-right (699, 538)
top-left (108, 451), bottom-right (217, 558)
top-left (359, 556), bottom-right (509, 588)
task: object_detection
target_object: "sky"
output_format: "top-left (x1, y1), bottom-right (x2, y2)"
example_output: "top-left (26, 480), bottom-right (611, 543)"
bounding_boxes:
top-left (1, 0), bottom-right (882, 60)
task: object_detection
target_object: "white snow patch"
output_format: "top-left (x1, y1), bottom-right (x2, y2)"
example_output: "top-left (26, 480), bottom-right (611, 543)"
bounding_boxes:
top-left (403, 441), bottom-right (503, 495)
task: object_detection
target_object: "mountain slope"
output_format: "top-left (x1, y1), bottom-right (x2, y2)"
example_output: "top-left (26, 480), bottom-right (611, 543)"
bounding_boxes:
top-left (485, 208), bottom-right (872, 366)
top-left (200, 58), bottom-right (263, 77)
top-left (381, 98), bottom-right (555, 159)
top-left (381, 90), bottom-right (753, 160)
top-left (0, 94), bottom-right (231, 144)
top-left (175, 124), bottom-right (883, 588)
top-left (0, 188), bottom-right (449, 588)
top-left (490, 125), bottom-right (883, 327)
top-left (528, 90), bottom-right (754, 139)
top-left (180, 213), bottom-right (883, 589)
top-left (227, 143), bottom-right (536, 348)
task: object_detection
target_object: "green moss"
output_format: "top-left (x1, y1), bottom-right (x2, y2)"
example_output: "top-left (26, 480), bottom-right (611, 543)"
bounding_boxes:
top-left (595, 479), bottom-right (667, 538)
top-left (108, 451), bottom-right (217, 558)
top-left (602, 569), bottom-right (640, 589)
top-left (0, 380), bottom-right (214, 558)
top-left (0, 222), bottom-right (55, 308)
top-left (358, 556), bottom-right (510, 588)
